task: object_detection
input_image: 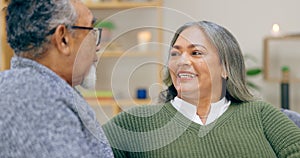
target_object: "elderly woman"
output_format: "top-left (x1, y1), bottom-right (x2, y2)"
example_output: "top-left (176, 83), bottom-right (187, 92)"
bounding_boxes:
top-left (103, 21), bottom-right (300, 157)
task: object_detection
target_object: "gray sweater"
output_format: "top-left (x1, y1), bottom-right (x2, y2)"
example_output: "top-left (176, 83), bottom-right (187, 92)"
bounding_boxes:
top-left (0, 57), bottom-right (113, 158)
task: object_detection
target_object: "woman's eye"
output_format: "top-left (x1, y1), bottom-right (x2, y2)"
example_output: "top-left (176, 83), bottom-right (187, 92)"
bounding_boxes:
top-left (191, 51), bottom-right (203, 56)
top-left (170, 51), bottom-right (180, 56)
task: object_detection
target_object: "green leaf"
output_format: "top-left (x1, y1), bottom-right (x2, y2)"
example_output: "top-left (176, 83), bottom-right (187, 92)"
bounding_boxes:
top-left (246, 68), bottom-right (262, 76)
top-left (94, 21), bottom-right (115, 30)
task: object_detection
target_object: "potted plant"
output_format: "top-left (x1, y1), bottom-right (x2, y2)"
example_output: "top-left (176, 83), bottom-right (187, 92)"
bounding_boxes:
top-left (244, 54), bottom-right (263, 90)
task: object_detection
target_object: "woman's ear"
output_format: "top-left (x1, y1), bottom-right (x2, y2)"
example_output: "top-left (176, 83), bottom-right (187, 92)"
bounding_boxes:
top-left (221, 65), bottom-right (228, 79)
top-left (52, 25), bottom-right (71, 56)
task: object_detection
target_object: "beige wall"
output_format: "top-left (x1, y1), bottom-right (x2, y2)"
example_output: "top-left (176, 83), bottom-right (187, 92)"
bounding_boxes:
top-left (1, 1), bottom-right (299, 112)
top-left (162, 0), bottom-right (300, 112)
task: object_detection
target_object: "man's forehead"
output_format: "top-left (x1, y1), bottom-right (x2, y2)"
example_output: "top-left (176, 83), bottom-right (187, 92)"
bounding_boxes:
top-left (72, 0), bottom-right (93, 25)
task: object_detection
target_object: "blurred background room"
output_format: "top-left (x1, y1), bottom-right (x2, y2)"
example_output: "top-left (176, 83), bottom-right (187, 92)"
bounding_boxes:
top-left (1, 0), bottom-right (300, 124)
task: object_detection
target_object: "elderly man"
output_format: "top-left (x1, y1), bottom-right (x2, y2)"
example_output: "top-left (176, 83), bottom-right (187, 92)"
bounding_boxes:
top-left (0, 0), bottom-right (113, 157)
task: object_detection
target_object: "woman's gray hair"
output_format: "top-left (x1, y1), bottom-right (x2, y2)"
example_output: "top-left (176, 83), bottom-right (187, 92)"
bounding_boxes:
top-left (6, 0), bottom-right (78, 58)
top-left (159, 21), bottom-right (254, 103)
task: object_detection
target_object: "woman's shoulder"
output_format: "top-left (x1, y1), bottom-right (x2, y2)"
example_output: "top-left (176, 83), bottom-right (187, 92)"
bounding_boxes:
top-left (115, 104), bottom-right (165, 118)
top-left (103, 103), bottom-right (171, 135)
top-left (235, 100), bottom-right (274, 109)
top-left (103, 104), bottom-right (166, 126)
top-left (232, 100), bottom-right (280, 115)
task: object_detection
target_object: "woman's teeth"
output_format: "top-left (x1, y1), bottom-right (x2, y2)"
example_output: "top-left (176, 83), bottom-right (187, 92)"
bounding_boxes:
top-left (178, 73), bottom-right (196, 78)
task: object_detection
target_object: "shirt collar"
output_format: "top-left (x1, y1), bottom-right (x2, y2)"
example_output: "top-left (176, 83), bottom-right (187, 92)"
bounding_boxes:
top-left (170, 96), bottom-right (231, 125)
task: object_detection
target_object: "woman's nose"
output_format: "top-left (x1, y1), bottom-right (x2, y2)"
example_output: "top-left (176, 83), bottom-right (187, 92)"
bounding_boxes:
top-left (177, 53), bottom-right (191, 66)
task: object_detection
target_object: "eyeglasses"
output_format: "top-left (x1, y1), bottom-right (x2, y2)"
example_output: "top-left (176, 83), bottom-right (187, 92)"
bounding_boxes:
top-left (71, 26), bottom-right (102, 47)
top-left (47, 25), bottom-right (102, 46)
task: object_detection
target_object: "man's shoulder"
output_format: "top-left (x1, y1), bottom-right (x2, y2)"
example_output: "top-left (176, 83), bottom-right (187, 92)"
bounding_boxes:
top-left (0, 66), bottom-right (72, 98)
top-left (0, 68), bottom-right (28, 83)
top-left (0, 67), bottom-right (80, 123)
top-left (0, 67), bottom-right (48, 87)
top-left (0, 68), bottom-right (42, 97)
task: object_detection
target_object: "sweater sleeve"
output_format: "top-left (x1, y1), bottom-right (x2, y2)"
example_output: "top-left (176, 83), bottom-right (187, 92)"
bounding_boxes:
top-left (261, 103), bottom-right (300, 157)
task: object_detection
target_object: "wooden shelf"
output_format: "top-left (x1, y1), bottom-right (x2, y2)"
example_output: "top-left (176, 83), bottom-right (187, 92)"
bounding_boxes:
top-left (84, 0), bottom-right (164, 116)
top-left (85, 97), bottom-right (152, 115)
top-left (0, 0), bottom-right (13, 71)
top-left (0, 1), bottom-right (7, 7)
top-left (264, 34), bottom-right (300, 40)
top-left (263, 33), bottom-right (300, 83)
top-left (83, 0), bottom-right (162, 9)
top-left (87, 98), bottom-right (151, 105)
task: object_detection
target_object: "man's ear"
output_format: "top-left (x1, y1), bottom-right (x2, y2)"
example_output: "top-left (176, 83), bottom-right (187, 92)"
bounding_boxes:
top-left (53, 25), bottom-right (71, 56)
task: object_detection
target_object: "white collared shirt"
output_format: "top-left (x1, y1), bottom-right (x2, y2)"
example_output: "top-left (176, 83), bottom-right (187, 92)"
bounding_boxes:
top-left (170, 96), bottom-right (231, 125)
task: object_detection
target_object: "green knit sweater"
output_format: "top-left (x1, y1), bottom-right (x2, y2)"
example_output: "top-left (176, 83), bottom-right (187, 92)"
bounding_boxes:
top-left (103, 101), bottom-right (300, 158)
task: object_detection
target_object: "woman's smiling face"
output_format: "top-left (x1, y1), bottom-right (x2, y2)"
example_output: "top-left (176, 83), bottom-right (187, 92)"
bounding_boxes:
top-left (168, 26), bottom-right (225, 104)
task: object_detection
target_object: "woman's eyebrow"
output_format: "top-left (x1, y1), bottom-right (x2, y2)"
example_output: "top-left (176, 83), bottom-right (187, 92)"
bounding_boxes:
top-left (172, 44), bottom-right (207, 50)
top-left (188, 44), bottom-right (207, 50)
top-left (172, 45), bottom-right (181, 50)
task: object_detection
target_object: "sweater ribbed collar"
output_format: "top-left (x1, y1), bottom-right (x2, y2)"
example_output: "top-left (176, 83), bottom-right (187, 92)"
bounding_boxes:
top-left (163, 101), bottom-right (239, 134)
top-left (171, 97), bottom-right (231, 125)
